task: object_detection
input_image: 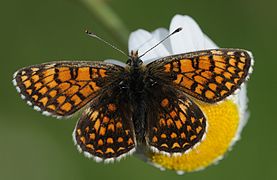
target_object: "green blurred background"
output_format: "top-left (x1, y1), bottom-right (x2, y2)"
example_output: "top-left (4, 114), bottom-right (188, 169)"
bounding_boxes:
top-left (1, 0), bottom-right (276, 179)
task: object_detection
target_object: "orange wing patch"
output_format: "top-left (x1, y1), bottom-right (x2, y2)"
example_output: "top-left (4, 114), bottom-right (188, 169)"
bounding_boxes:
top-left (74, 92), bottom-right (136, 161)
top-left (147, 49), bottom-right (252, 103)
top-left (13, 61), bottom-right (124, 117)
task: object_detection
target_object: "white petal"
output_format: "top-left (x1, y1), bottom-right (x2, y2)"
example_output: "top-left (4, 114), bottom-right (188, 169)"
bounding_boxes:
top-left (228, 83), bottom-right (249, 149)
top-left (151, 28), bottom-right (172, 53)
top-left (128, 29), bottom-right (170, 62)
top-left (169, 15), bottom-right (205, 54)
top-left (104, 59), bottom-right (126, 67)
top-left (203, 34), bottom-right (219, 49)
top-left (237, 84), bottom-right (249, 136)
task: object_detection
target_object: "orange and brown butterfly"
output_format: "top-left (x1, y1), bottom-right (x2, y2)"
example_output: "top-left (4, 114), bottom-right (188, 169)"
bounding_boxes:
top-left (13, 36), bottom-right (253, 162)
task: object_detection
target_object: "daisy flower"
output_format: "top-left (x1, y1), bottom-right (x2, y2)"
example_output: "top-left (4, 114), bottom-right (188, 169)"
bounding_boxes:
top-left (128, 14), bottom-right (252, 174)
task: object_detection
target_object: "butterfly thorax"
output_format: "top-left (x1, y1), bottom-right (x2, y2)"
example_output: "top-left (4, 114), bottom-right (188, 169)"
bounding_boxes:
top-left (126, 50), bottom-right (145, 93)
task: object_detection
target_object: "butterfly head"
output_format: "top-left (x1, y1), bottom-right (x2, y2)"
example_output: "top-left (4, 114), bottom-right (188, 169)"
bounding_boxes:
top-left (127, 50), bottom-right (143, 67)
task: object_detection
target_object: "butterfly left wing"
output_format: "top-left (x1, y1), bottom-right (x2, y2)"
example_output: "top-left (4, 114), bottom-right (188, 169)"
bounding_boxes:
top-left (13, 61), bottom-right (124, 117)
top-left (146, 49), bottom-right (253, 103)
top-left (73, 90), bottom-right (136, 162)
top-left (145, 87), bottom-right (206, 155)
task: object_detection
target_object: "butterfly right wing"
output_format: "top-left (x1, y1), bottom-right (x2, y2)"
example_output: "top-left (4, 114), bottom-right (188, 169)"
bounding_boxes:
top-left (13, 61), bottom-right (125, 117)
top-left (145, 86), bottom-right (206, 155)
top-left (146, 49), bottom-right (253, 103)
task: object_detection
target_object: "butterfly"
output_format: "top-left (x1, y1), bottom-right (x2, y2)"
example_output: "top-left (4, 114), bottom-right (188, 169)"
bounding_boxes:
top-left (12, 29), bottom-right (253, 162)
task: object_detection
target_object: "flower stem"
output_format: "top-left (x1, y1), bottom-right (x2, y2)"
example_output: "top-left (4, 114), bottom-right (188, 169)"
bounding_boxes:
top-left (80, 0), bottom-right (129, 46)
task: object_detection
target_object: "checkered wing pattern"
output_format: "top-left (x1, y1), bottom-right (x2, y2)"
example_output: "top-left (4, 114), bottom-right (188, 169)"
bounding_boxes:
top-left (74, 90), bottom-right (136, 160)
top-left (13, 61), bottom-right (124, 117)
top-left (146, 49), bottom-right (252, 103)
top-left (146, 91), bottom-right (206, 154)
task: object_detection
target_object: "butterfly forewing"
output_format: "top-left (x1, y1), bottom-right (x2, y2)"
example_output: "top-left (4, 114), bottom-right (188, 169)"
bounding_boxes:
top-left (74, 90), bottom-right (136, 160)
top-left (145, 89), bottom-right (206, 154)
top-left (13, 61), bottom-right (125, 117)
top-left (146, 49), bottom-right (252, 103)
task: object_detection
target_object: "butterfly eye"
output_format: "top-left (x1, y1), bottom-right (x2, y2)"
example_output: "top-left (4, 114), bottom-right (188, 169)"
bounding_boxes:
top-left (138, 59), bottom-right (143, 65)
top-left (126, 59), bottom-right (132, 66)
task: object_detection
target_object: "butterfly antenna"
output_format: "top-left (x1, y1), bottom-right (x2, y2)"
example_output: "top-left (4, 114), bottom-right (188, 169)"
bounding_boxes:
top-left (138, 27), bottom-right (183, 58)
top-left (85, 30), bottom-right (130, 58)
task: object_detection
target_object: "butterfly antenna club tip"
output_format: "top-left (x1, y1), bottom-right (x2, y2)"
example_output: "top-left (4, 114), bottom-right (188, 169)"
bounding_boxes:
top-left (138, 27), bottom-right (183, 58)
top-left (85, 29), bottom-right (129, 58)
top-left (173, 27), bottom-right (183, 34)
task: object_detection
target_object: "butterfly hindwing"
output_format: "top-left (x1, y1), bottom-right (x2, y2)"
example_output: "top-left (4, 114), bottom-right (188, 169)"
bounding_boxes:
top-left (73, 90), bottom-right (136, 161)
top-left (13, 61), bottom-right (125, 117)
top-left (145, 85), bottom-right (206, 155)
top-left (146, 49), bottom-right (252, 103)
